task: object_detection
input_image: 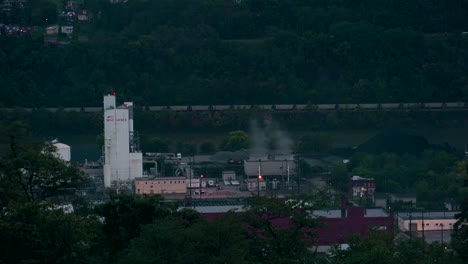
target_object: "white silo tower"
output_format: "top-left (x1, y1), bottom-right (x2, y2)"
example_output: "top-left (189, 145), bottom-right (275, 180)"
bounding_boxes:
top-left (103, 94), bottom-right (143, 188)
top-left (53, 142), bottom-right (71, 162)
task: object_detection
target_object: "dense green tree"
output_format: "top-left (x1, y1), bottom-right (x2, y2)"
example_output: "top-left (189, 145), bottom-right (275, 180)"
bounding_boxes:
top-left (0, 142), bottom-right (87, 203)
top-left (221, 130), bottom-right (250, 151)
top-left (94, 193), bottom-right (178, 263)
top-left (142, 136), bottom-right (170, 153)
top-left (0, 122), bottom-right (86, 204)
top-left (347, 150), bottom-right (461, 208)
top-left (331, 161), bottom-right (349, 194)
top-left (333, 231), bottom-right (463, 264)
top-left (242, 195), bottom-right (323, 264)
top-left (0, 202), bottom-right (101, 264)
top-left (2, 1), bottom-right (468, 108)
top-left (295, 158), bottom-right (312, 179)
top-left (199, 140), bottom-right (216, 154)
top-left (451, 160), bottom-right (468, 261)
top-left (120, 210), bottom-right (250, 264)
top-left (175, 141), bottom-right (197, 155)
top-left (29, 0), bottom-right (58, 25)
top-left (296, 133), bottom-right (332, 153)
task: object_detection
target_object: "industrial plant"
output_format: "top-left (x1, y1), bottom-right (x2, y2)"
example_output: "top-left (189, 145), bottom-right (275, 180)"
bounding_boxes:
top-left (103, 94), bottom-right (143, 189)
top-left (56, 94), bottom-right (461, 253)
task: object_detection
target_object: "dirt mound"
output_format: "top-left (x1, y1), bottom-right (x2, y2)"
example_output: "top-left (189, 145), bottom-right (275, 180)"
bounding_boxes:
top-left (356, 129), bottom-right (429, 155)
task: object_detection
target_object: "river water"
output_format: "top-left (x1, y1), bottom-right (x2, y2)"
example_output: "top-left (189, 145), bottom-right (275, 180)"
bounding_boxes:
top-left (45, 134), bottom-right (101, 163)
top-left (49, 127), bottom-right (468, 163)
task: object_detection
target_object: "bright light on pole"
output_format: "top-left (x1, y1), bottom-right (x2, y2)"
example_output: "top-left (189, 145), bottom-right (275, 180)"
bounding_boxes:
top-left (258, 175), bottom-right (262, 197)
top-left (258, 159), bottom-right (262, 197)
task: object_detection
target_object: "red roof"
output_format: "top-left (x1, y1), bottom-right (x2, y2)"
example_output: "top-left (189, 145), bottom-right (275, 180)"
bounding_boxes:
top-left (200, 205), bottom-right (394, 245)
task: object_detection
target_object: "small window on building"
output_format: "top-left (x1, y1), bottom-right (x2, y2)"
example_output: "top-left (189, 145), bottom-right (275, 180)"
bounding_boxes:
top-left (145, 182), bottom-right (147, 184)
top-left (183, 181), bottom-right (185, 183)
top-left (164, 181), bottom-right (166, 184)
top-left (170, 181), bottom-right (172, 184)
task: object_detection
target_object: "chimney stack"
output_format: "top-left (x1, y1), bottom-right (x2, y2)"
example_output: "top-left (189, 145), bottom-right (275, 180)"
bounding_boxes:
top-left (341, 195), bottom-right (348, 218)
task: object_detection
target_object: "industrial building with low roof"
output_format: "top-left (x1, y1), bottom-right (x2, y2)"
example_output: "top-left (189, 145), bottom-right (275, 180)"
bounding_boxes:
top-left (396, 211), bottom-right (459, 232)
top-left (188, 198), bottom-right (394, 251)
top-left (243, 156), bottom-right (296, 187)
top-left (135, 177), bottom-right (187, 195)
top-left (396, 211), bottom-right (460, 243)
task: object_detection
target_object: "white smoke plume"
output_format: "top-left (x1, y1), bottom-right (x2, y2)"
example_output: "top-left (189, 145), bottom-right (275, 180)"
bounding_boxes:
top-left (249, 120), bottom-right (293, 161)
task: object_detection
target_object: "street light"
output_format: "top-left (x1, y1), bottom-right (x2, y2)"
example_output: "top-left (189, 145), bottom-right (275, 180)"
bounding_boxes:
top-left (258, 159), bottom-right (262, 197)
top-left (199, 174), bottom-right (204, 199)
top-left (257, 174), bottom-right (262, 197)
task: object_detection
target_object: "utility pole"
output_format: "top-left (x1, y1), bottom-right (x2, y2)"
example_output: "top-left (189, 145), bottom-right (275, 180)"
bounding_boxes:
top-left (257, 175), bottom-right (262, 196)
top-left (199, 174), bottom-right (203, 199)
top-left (258, 159), bottom-right (262, 197)
top-left (440, 223), bottom-right (444, 243)
top-left (272, 178), bottom-right (277, 197)
top-left (409, 211), bottom-right (412, 240)
top-left (189, 155), bottom-right (193, 200)
top-left (281, 160), bottom-right (285, 186)
top-left (421, 209), bottom-right (425, 242)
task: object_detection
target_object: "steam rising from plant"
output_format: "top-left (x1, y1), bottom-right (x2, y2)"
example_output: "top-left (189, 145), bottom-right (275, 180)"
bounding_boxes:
top-left (249, 120), bottom-right (268, 160)
top-left (249, 120), bottom-right (293, 160)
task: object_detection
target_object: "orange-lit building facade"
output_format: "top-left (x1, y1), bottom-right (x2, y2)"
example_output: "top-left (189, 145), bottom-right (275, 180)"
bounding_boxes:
top-left (135, 177), bottom-right (187, 194)
top-left (349, 176), bottom-right (376, 197)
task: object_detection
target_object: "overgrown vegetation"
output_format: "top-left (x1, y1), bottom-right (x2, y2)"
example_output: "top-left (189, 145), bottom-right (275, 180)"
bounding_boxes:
top-left (1, 0), bottom-right (468, 107)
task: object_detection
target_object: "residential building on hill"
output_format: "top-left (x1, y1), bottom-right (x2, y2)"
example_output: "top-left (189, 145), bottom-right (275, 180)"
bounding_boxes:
top-left (349, 176), bottom-right (376, 197)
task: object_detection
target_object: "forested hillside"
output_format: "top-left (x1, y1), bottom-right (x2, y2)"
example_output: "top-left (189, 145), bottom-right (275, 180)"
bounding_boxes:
top-left (1, 0), bottom-right (468, 107)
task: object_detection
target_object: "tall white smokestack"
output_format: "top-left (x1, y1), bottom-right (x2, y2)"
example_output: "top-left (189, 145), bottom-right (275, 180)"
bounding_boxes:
top-left (124, 102), bottom-right (134, 132)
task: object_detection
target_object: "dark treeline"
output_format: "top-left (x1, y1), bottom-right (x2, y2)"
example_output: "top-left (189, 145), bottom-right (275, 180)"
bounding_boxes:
top-left (2, 107), bottom-right (468, 136)
top-left (1, 0), bottom-right (468, 107)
